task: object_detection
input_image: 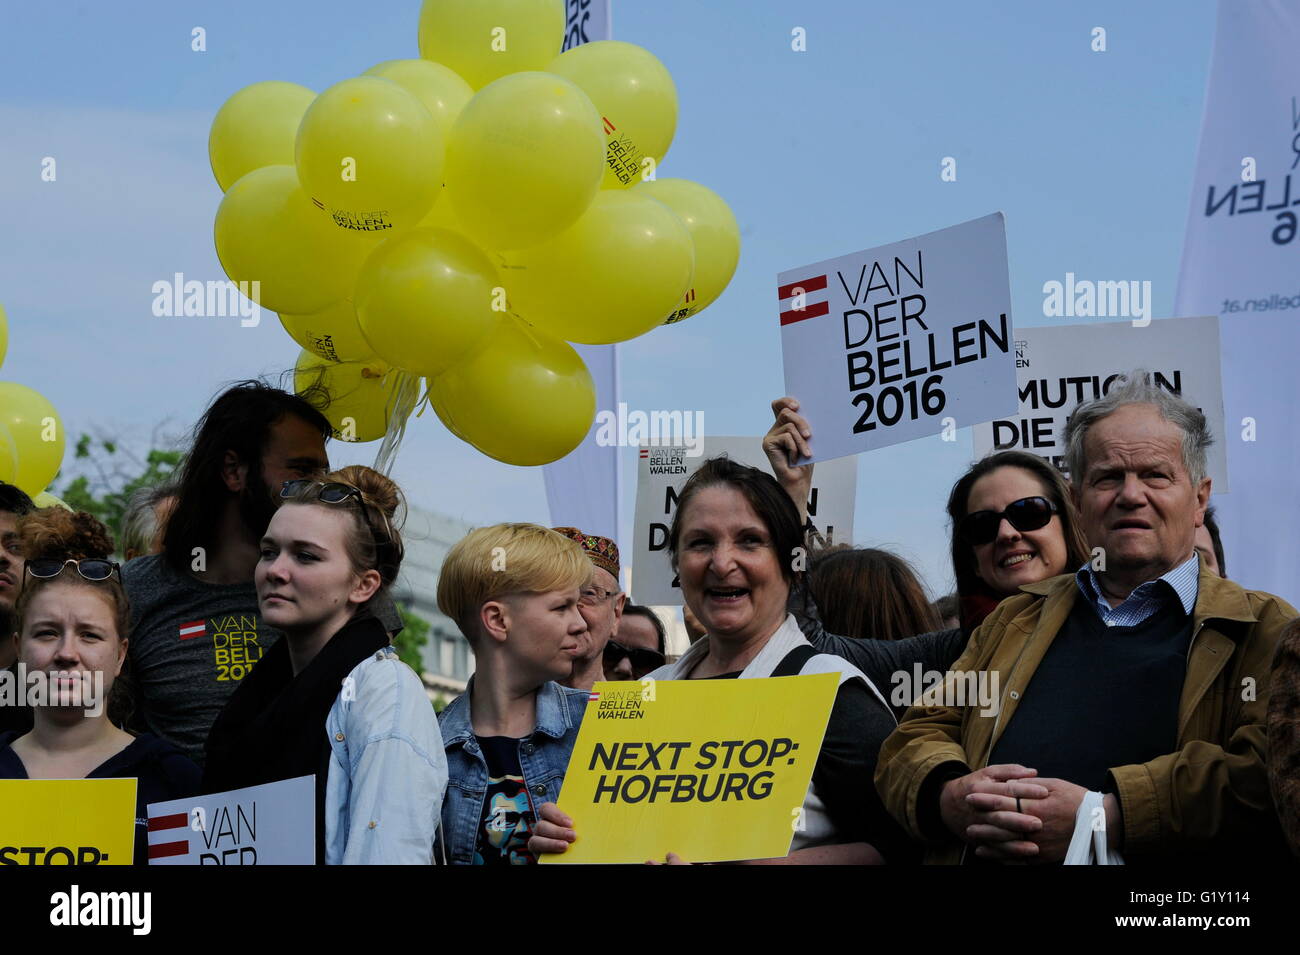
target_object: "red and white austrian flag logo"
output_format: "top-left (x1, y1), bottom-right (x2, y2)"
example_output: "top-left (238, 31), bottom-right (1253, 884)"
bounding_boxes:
top-left (777, 274), bottom-right (829, 326)
top-left (146, 810), bottom-right (189, 862)
top-left (178, 620), bottom-right (205, 641)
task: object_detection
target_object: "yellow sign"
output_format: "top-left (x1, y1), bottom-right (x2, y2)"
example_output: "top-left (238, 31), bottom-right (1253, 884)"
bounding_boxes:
top-left (0, 779), bottom-right (137, 865)
top-left (544, 673), bottom-right (839, 864)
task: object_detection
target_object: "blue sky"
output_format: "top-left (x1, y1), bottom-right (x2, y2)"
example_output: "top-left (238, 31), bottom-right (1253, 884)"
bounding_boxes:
top-left (0, 0), bottom-right (1217, 598)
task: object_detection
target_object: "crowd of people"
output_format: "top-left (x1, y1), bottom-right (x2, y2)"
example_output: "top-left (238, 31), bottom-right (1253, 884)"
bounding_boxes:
top-left (0, 370), bottom-right (1297, 865)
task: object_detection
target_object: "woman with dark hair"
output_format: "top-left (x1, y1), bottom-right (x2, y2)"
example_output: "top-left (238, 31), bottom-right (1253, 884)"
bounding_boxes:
top-left (0, 509), bottom-right (200, 865)
top-left (529, 456), bottom-right (909, 864)
top-left (764, 397), bottom-right (1089, 714)
top-left (807, 547), bottom-right (942, 641)
top-left (203, 465), bottom-right (446, 865)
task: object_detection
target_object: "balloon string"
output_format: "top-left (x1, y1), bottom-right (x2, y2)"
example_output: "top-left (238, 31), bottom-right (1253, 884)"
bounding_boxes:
top-left (371, 370), bottom-right (420, 476)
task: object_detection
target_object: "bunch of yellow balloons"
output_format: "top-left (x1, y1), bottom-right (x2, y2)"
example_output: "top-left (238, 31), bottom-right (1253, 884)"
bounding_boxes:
top-left (0, 305), bottom-right (68, 496)
top-left (208, 0), bottom-right (740, 466)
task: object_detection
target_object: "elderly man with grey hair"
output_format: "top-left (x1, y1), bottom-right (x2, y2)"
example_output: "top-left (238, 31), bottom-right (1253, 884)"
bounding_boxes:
top-left (876, 372), bottom-right (1297, 864)
top-left (120, 481), bottom-right (180, 562)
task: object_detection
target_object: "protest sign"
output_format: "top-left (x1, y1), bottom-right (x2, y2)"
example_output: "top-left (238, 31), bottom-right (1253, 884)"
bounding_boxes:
top-left (631, 435), bottom-right (857, 605)
top-left (543, 672), bottom-right (839, 864)
top-left (779, 213), bottom-right (1017, 462)
top-left (561, 0), bottom-right (611, 50)
top-left (0, 779), bottom-right (136, 865)
top-left (146, 775), bottom-right (314, 865)
top-left (970, 316), bottom-right (1228, 487)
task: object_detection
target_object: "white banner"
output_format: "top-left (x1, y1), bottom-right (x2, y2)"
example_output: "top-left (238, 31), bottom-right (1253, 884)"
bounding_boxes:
top-left (632, 436), bottom-right (857, 605)
top-left (1173, 0), bottom-right (1300, 600)
top-left (146, 776), bottom-right (315, 865)
top-left (971, 316), bottom-right (1228, 488)
top-left (545, 0), bottom-right (619, 547)
top-left (779, 213), bottom-right (1017, 463)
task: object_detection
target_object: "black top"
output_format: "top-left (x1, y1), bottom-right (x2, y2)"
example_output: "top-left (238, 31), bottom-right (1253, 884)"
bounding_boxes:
top-left (0, 664), bottom-right (33, 736)
top-left (988, 597), bottom-right (1192, 791)
top-left (473, 736), bottom-right (537, 866)
top-left (0, 730), bottom-right (201, 865)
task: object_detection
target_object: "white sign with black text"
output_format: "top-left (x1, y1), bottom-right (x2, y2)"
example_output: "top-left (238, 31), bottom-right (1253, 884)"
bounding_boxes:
top-left (632, 436), bottom-right (857, 606)
top-left (779, 213), bottom-right (1017, 463)
top-left (970, 316), bottom-right (1228, 488)
top-left (146, 775), bottom-right (315, 865)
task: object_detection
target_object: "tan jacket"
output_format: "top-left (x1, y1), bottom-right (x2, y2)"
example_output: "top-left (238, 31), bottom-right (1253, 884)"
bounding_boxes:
top-left (875, 558), bottom-right (1298, 863)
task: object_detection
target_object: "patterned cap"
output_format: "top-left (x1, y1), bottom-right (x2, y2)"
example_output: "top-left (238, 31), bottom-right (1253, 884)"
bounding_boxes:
top-left (552, 526), bottom-right (620, 579)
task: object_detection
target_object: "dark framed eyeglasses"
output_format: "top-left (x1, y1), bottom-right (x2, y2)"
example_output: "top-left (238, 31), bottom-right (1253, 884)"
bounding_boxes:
top-left (578, 586), bottom-right (620, 608)
top-left (603, 640), bottom-right (666, 676)
top-left (25, 558), bottom-right (121, 583)
top-left (280, 479), bottom-right (394, 543)
top-left (959, 496), bottom-right (1058, 546)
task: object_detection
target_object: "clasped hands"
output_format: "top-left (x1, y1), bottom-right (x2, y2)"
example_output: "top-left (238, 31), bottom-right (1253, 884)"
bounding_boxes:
top-left (939, 764), bottom-right (1120, 863)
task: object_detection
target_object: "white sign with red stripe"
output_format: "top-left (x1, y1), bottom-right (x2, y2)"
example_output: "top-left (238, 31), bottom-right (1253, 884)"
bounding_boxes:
top-left (146, 775), bottom-right (314, 865)
top-left (779, 213), bottom-right (1017, 462)
top-left (632, 435), bottom-right (857, 605)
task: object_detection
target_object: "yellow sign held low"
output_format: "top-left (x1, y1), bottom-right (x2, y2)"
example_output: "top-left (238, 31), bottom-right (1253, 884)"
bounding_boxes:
top-left (0, 779), bottom-right (137, 865)
top-left (544, 672), bottom-right (839, 864)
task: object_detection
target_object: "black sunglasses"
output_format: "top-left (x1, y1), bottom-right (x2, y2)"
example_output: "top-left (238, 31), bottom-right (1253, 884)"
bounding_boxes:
top-left (959, 496), bottom-right (1058, 546)
top-left (280, 480), bottom-right (394, 542)
top-left (603, 640), bottom-right (666, 675)
top-left (25, 558), bottom-right (121, 582)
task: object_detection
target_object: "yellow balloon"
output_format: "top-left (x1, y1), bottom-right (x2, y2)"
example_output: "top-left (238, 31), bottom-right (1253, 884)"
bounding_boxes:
top-left (505, 190), bottom-right (693, 344)
top-left (418, 186), bottom-right (463, 232)
top-left (444, 72), bottom-right (604, 251)
top-left (633, 178), bottom-right (740, 323)
top-left (293, 352), bottom-right (402, 443)
top-left (429, 318), bottom-right (595, 466)
top-left (547, 41), bottom-right (678, 190)
top-left (0, 382), bottom-right (65, 497)
top-left (215, 165), bottom-right (377, 314)
top-left (209, 81), bottom-right (316, 192)
top-left (355, 228), bottom-right (503, 378)
top-left (0, 421), bottom-right (16, 484)
top-left (279, 300), bottom-right (375, 363)
top-left (364, 59), bottom-right (473, 141)
top-left (295, 76), bottom-right (443, 232)
top-left (31, 491), bottom-right (72, 511)
top-left (0, 303), bottom-right (7, 370)
top-left (418, 0), bottom-right (564, 89)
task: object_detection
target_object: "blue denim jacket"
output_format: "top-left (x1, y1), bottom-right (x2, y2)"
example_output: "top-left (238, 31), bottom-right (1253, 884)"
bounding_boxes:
top-left (324, 646), bottom-right (448, 864)
top-left (437, 678), bottom-right (589, 864)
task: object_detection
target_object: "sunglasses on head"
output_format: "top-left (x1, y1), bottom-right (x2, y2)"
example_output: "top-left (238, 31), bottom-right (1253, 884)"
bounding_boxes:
top-left (602, 640), bottom-right (665, 675)
top-left (959, 496), bottom-right (1058, 546)
top-left (25, 558), bottom-right (121, 582)
top-left (280, 480), bottom-right (393, 542)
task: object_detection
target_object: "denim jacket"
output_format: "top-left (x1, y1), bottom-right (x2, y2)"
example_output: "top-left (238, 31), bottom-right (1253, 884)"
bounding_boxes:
top-left (437, 678), bottom-right (589, 864)
top-left (324, 646), bottom-right (448, 864)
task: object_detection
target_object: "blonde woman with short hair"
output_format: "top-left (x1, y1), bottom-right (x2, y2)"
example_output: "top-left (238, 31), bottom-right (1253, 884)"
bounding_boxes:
top-left (435, 523), bottom-right (592, 865)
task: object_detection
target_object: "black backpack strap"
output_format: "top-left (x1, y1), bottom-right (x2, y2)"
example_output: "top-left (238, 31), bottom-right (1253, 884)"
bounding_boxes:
top-left (772, 644), bottom-right (818, 678)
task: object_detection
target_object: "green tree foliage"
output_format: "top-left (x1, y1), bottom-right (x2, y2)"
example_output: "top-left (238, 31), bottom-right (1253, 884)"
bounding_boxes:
top-left (394, 602), bottom-right (431, 674)
top-left (57, 433), bottom-right (182, 548)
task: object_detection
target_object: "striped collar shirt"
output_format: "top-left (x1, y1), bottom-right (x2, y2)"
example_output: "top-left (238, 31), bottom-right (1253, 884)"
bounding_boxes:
top-left (1075, 553), bottom-right (1200, 627)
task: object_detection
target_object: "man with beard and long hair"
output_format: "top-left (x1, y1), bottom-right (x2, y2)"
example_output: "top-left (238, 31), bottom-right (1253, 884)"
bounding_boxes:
top-left (122, 380), bottom-right (401, 764)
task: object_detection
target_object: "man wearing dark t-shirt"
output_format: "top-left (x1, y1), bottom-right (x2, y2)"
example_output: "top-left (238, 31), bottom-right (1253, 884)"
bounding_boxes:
top-left (123, 381), bottom-right (401, 764)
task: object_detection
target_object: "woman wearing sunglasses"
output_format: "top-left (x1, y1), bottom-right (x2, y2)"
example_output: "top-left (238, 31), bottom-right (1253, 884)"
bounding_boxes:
top-left (203, 466), bottom-right (447, 865)
top-left (0, 509), bottom-right (200, 865)
top-left (765, 398), bottom-right (1089, 715)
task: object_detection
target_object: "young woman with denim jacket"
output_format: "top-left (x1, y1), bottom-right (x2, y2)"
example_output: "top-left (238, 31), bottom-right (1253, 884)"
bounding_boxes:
top-left (434, 523), bottom-right (592, 864)
top-left (204, 466), bottom-right (446, 864)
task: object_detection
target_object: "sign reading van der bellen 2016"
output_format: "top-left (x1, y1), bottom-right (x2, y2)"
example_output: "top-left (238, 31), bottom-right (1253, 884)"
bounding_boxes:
top-left (146, 775), bottom-right (314, 865)
top-left (543, 673), bottom-right (839, 864)
top-left (632, 435), bottom-right (857, 606)
top-left (779, 213), bottom-right (1017, 463)
top-left (0, 779), bottom-right (136, 864)
top-left (970, 315), bottom-right (1229, 488)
